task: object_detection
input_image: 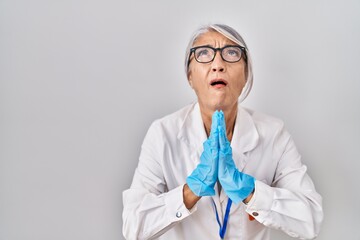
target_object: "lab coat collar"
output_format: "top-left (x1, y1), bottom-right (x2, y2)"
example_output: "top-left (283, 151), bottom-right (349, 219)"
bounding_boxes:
top-left (177, 102), bottom-right (259, 162)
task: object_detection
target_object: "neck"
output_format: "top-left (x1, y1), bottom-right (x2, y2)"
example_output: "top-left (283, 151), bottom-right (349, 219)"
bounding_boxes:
top-left (201, 103), bottom-right (238, 141)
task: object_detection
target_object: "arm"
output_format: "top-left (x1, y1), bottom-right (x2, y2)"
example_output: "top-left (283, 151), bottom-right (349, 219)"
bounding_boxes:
top-left (122, 122), bottom-right (195, 240)
top-left (245, 126), bottom-right (323, 239)
top-left (123, 111), bottom-right (221, 239)
top-left (183, 184), bottom-right (201, 209)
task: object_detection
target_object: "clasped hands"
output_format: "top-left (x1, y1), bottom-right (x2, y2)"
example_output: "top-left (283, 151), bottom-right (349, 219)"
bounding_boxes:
top-left (186, 110), bottom-right (255, 204)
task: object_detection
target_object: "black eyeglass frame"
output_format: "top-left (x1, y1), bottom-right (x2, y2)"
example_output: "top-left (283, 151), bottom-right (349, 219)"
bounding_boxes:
top-left (187, 45), bottom-right (247, 67)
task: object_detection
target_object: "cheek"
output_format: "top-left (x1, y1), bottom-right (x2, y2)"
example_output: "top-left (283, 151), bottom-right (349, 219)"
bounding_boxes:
top-left (230, 61), bottom-right (247, 90)
top-left (189, 68), bottom-right (208, 87)
top-left (189, 63), bottom-right (209, 78)
top-left (234, 70), bottom-right (247, 89)
top-left (234, 82), bottom-right (245, 96)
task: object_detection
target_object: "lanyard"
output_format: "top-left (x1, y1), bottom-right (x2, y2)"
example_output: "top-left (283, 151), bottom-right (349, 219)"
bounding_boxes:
top-left (212, 198), bottom-right (232, 239)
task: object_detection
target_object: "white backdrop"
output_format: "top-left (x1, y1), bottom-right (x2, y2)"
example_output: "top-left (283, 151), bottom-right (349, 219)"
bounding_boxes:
top-left (1, 0), bottom-right (359, 239)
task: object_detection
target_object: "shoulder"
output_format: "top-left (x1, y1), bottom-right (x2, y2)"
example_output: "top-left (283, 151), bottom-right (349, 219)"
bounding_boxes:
top-left (243, 107), bottom-right (284, 125)
top-left (239, 106), bottom-right (294, 157)
top-left (147, 103), bottom-right (196, 136)
top-left (241, 106), bottom-right (286, 136)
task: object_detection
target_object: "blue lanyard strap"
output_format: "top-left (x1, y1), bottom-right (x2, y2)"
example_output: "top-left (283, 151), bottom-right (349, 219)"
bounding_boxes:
top-left (212, 198), bottom-right (232, 239)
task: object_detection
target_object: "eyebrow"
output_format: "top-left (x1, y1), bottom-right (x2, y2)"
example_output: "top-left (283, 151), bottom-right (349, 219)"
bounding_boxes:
top-left (192, 44), bottom-right (241, 49)
top-left (192, 44), bottom-right (213, 48)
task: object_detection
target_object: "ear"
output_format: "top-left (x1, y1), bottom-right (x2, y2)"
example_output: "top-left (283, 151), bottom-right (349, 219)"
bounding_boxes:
top-left (188, 79), bottom-right (194, 88)
top-left (188, 72), bottom-right (194, 88)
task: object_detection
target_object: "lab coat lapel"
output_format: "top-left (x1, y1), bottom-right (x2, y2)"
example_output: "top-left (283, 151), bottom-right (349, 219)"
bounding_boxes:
top-left (177, 102), bottom-right (207, 163)
top-left (231, 106), bottom-right (259, 170)
top-left (177, 103), bottom-right (259, 164)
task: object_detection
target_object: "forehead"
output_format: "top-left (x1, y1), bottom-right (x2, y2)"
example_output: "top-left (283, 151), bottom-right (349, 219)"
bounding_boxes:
top-left (193, 30), bottom-right (237, 47)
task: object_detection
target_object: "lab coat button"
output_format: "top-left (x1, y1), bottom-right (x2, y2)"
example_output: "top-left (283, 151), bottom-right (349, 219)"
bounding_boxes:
top-left (252, 212), bottom-right (259, 216)
top-left (176, 211), bottom-right (182, 218)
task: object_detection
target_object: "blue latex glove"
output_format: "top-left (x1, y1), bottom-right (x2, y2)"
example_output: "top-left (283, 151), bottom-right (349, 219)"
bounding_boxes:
top-left (186, 111), bottom-right (221, 196)
top-left (217, 111), bottom-right (255, 204)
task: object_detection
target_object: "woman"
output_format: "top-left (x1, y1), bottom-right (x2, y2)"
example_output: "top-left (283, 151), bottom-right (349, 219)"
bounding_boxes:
top-left (122, 24), bottom-right (323, 239)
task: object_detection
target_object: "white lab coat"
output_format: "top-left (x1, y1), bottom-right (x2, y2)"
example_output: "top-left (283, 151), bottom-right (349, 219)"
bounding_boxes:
top-left (123, 102), bottom-right (323, 240)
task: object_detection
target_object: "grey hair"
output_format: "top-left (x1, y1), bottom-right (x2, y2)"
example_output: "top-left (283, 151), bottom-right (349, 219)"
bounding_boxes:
top-left (184, 24), bottom-right (254, 102)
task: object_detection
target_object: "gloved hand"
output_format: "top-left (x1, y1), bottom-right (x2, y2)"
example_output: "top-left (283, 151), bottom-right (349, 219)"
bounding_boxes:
top-left (186, 111), bottom-right (221, 196)
top-left (217, 111), bottom-right (255, 204)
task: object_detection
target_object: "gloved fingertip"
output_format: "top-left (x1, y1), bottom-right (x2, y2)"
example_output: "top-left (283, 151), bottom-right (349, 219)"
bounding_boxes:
top-left (211, 111), bottom-right (219, 132)
top-left (218, 110), bottom-right (223, 119)
top-left (217, 111), bottom-right (225, 129)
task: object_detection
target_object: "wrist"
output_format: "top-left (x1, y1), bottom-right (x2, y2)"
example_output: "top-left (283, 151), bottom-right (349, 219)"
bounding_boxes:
top-left (183, 184), bottom-right (201, 209)
top-left (243, 188), bottom-right (255, 204)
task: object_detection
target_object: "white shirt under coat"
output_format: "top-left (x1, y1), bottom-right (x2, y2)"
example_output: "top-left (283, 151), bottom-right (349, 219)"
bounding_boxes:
top-left (122, 102), bottom-right (323, 240)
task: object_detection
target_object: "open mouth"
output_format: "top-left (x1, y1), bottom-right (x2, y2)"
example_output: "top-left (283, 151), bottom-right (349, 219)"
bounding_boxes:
top-left (210, 79), bottom-right (227, 87)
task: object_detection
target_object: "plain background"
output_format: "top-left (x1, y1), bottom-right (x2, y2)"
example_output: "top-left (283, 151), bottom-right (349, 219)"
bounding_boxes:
top-left (1, 0), bottom-right (359, 239)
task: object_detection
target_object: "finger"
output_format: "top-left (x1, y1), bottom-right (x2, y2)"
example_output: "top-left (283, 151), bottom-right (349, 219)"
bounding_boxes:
top-left (218, 125), bottom-right (227, 178)
top-left (210, 110), bottom-right (219, 136)
top-left (217, 111), bottom-right (229, 149)
top-left (209, 110), bottom-right (219, 140)
top-left (209, 111), bottom-right (220, 147)
top-left (219, 110), bottom-right (226, 131)
top-left (219, 124), bottom-right (228, 151)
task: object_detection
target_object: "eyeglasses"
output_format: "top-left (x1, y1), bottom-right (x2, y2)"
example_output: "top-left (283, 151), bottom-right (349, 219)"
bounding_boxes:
top-left (188, 45), bottom-right (246, 66)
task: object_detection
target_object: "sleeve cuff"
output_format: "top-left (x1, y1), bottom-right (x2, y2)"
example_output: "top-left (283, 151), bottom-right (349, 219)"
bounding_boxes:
top-left (245, 180), bottom-right (274, 222)
top-left (164, 185), bottom-right (197, 222)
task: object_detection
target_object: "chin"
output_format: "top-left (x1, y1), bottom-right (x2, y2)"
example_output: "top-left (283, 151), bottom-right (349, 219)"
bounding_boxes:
top-left (212, 99), bottom-right (238, 111)
top-left (211, 101), bottom-right (228, 111)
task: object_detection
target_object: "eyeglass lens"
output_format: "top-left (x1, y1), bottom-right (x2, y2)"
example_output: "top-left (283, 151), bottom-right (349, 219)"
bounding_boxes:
top-left (194, 46), bottom-right (242, 63)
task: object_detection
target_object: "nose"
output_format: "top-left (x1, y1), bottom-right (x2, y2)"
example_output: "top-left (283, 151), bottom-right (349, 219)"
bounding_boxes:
top-left (211, 51), bottom-right (225, 72)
